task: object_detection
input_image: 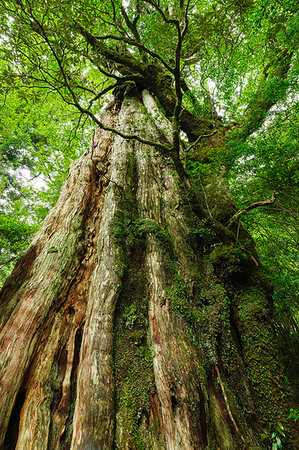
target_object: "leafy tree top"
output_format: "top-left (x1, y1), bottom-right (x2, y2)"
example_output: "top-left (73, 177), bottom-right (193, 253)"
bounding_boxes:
top-left (0, 0), bottom-right (297, 146)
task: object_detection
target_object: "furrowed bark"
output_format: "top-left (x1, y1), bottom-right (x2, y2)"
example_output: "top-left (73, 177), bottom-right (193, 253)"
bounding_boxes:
top-left (135, 92), bottom-right (241, 448)
top-left (0, 99), bottom-right (121, 448)
top-left (71, 92), bottom-right (143, 449)
top-left (0, 88), bottom-right (297, 449)
top-left (137, 166), bottom-right (209, 447)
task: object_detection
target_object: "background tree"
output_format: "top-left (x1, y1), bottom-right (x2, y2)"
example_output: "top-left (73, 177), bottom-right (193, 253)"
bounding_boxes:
top-left (0, 0), bottom-right (298, 448)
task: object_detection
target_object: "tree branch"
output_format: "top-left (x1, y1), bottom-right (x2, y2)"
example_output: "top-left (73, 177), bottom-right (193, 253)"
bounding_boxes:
top-left (94, 33), bottom-right (175, 73)
top-left (215, 365), bottom-right (246, 444)
top-left (171, 0), bottom-right (191, 155)
top-left (227, 191), bottom-right (277, 227)
top-left (143, 0), bottom-right (179, 26)
top-left (73, 21), bottom-right (146, 76)
top-left (185, 130), bottom-right (217, 153)
top-left (236, 49), bottom-right (293, 141)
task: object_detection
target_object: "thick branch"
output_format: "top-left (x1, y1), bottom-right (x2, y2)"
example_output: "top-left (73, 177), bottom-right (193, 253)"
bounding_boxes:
top-left (73, 22), bottom-right (212, 140)
top-left (94, 33), bottom-right (174, 73)
top-left (74, 21), bottom-right (146, 76)
top-left (185, 129), bottom-right (217, 153)
top-left (236, 49), bottom-right (293, 141)
top-left (120, 7), bottom-right (141, 44)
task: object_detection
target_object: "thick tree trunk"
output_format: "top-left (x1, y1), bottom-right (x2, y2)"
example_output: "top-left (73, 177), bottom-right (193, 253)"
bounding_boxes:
top-left (0, 88), bottom-right (297, 449)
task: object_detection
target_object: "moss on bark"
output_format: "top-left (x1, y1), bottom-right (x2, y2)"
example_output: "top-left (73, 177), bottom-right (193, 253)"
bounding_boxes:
top-left (0, 88), bottom-right (298, 449)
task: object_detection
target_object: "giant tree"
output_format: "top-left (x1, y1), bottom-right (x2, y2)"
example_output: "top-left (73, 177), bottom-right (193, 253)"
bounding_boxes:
top-left (0, 0), bottom-right (298, 448)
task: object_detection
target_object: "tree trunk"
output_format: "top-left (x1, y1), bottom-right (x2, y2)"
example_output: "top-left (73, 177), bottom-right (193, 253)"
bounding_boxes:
top-left (0, 87), bottom-right (297, 449)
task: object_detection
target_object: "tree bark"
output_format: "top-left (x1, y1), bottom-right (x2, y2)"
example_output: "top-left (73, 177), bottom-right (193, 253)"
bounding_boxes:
top-left (0, 88), bottom-right (297, 449)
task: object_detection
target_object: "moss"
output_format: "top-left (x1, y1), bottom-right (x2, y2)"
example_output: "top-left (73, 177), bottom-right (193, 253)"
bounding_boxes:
top-left (235, 284), bottom-right (295, 438)
top-left (109, 148), bottom-right (137, 275)
top-left (113, 243), bottom-right (162, 448)
top-left (47, 246), bottom-right (59, 254)
top-left (165, 256), bottom-right (240, 380)
top-left (132, 219), bottom-right (172, 250)
top-left (167, 267), bottom-right (192, 323)
top-left (194, 282), bottom-right (232, 364)
top-left (210, 244), bottom-right (243, 264)
top-left (110, 214), bottom-right (173, 262)
top-left (209, 244), bottom-right (253, 281)
top-left (114, 317), bottom-right (155, 448)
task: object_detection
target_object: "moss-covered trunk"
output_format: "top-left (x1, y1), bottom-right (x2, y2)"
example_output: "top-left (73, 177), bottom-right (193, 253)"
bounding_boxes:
top-left (0, 88), bottom-right (297, 449)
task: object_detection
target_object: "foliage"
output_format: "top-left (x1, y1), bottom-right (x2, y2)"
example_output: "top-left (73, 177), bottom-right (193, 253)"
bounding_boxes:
top-left (0, 0), bottom-right (297, 376)
top-left (289, 409), bottom-right (299, 422)
top-left (0, 88), bottom-right (90, 285)
top-left (123, 304), bottom-right (138, 329)
top-left (227, 101), bottom-right (298, 325)
top-left (0, 0), bottom-right (298, 446)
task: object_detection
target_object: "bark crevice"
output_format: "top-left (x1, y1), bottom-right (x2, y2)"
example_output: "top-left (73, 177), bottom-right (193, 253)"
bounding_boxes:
top-left (3, 389), bottom-right (26, 450)
top-left (0, 89), bottom-right (297, 449)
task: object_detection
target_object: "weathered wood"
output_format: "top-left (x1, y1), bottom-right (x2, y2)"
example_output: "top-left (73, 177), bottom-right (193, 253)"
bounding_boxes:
top-left (0, 100), bottom-right (120, 449)
top-left (0, 88), bottom-right (297, 449)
